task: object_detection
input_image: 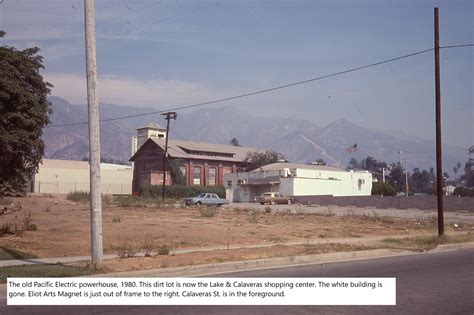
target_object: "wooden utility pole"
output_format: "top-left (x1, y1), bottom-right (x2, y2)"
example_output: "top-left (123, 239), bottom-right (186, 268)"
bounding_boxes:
top-left (84, 0), bottom-right (103, 263)
top-left (161, 112), bottom-right (177, 201)
top-left (434, 7), bottom-right (444, 236)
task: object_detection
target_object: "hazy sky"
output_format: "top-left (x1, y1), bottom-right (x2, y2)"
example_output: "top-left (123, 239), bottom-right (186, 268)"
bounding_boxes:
top-left (1, 0), bottom-right (472, 148)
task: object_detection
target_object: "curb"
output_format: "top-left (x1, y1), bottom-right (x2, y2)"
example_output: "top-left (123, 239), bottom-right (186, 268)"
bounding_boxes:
top-left (0, 243), bottom-right (473, 301)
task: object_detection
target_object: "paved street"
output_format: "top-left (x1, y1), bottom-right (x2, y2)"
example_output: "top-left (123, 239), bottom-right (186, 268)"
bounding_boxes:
top-left (2, 248), bottom-right (472, 314)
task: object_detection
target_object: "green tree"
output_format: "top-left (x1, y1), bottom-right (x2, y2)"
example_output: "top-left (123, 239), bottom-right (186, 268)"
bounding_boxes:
top-left (244, 150), bottom-right (286, 171)
top-left (229, 137), bottom-right (241, 146)
top-left (410, 168), bottom-right (435, 194)
top-left (388, 162), bottom-right (406, 193)
top-left (459, 146), bottom-right (474, 187)
top-left (371, 182), bottom-right (396, 196)
top-left (169, 158), bottom-right (186, 186)
top-left (0, 36), bottom-right (52, 194)
top-left (346, 158), bottom-right (359, 170)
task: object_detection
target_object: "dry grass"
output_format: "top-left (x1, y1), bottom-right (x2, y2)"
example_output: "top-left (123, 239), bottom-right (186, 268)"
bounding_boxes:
top-left (0, 195), bottom-right (471, 260)
top-left (382, 233), bottom-right (474, 251)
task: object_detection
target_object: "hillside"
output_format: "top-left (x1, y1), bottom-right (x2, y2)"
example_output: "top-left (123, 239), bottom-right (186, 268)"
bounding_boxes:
top-left (42, 97), bottom-right (467, 174)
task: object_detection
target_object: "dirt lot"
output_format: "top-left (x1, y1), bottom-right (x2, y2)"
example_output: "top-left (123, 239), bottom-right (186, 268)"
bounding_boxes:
top-left (0, 196), bottom-right (472, 270)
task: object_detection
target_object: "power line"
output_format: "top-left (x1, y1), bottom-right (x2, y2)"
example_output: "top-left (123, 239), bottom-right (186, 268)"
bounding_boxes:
top-left (47, 44), bottom-right (473, 128)
top-left (440, 43), bottom-right (474, 49)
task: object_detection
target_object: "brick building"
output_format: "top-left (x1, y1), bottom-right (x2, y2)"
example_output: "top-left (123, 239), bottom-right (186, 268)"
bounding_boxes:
top-left (129, 137), bottom-right (258, 194)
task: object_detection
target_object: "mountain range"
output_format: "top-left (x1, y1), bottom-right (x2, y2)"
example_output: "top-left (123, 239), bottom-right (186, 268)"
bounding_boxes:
top-left (43, 97), bottom-right (468, 176)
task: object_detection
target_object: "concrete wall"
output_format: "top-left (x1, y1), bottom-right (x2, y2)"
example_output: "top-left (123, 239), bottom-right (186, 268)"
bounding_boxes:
top-left (294, 169), bottom-right (372, 196)
top-left (295, 195), bottom-right (474, 212)
top-left (32, 159), bottom-right (132, 195)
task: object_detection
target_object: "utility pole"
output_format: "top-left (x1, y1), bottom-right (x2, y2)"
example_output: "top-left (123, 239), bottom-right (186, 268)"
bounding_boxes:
top-left (84, 0), bottom-right (103, 264)
top-left (161, 112), bottom-right (177, 201)
top-left (434, 7), bottom-right (444, 236)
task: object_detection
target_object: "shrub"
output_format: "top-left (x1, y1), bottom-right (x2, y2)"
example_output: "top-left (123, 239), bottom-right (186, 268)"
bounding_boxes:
top-left (158, 245), bottom-right (170, 256)
top-left (199, 207), bottom-right (217, 217)
top-left (264, 206), bottom-right (272, 214)
top-left (371, 182), bottom-right (396, 196)
top-left (248, 209), bottom-right (260, 223)
top-left (115, 195), bottom-right (141, 207)
top-left (0, 223), bottom-right (13, 235)
top-left (0, 197), bottom-right (12, 205)
top-left (140, 185), bottom-right (225, 199)
top-left (66, 191), bottom-right (90, 202)
top-left (114, 243), bottom-right (139, 258)
top-left (452, 186), bottom-right (474, 197)
top-left (142, 238), bottom-right (157, 257)
top-left (23, 212), bottom-right (37, 231)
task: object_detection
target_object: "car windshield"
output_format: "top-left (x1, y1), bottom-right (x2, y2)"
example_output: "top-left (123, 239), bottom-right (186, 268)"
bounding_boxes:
top-left (197, 193), bottom-right (206, 198)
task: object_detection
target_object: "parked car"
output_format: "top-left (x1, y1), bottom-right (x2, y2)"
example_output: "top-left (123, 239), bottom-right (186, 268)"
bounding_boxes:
top-left (182, 193), bottom-right (229, 206)
top-left (254, 192), bottom-right (293, 205)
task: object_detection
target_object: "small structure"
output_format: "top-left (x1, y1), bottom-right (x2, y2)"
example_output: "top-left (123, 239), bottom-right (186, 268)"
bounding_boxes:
top-left (31, 159), bottom-right (132, 195)
top-left (224, 162), bottom-right (372, 202)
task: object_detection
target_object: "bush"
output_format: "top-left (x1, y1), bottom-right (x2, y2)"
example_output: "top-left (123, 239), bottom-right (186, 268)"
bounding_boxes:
top-left (114, 243), bottom-right (139, 258)
top-left (371, 182), bottom-right (396, 196)
top-left (158, 245), bottom-right (170, 256)
top-left (66, 191), bottom-right (90, 202)
top-left (140, 185), bottom-right (225, 199)
top-left (115, 195), bottom-right (141, 207)
top-left (199, 207), bottom-right (217, 218)
top-left (452, 186), bottom-right (474, 197)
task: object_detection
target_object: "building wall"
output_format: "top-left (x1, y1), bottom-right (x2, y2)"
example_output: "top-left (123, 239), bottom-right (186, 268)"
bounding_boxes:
top-left (32, 160), bottom-right (132, 195)
top-left (224, 167), bottom-right (372, 202)
top-left (131, 141), bottom-right (244, 194)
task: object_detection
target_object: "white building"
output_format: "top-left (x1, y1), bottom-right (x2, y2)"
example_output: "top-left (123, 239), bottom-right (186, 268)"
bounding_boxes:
top-left (31, 159), bottom-right (133, 195)
top-left (224, 163), bottom-right (372, 202)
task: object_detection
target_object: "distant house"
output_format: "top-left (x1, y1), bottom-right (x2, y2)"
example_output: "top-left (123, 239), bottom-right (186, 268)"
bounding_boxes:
top-left (224, 162), bottom-right (372, 202)
top-left (129, 135), bottom-right (259, 194)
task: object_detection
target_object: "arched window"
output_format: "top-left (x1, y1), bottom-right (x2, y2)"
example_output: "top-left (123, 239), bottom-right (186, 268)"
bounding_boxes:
top-left (193, 166), bottom-right (201, 185)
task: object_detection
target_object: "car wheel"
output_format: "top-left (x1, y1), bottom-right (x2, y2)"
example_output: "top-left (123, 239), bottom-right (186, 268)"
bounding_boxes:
top-left (270, 200), bottom-right (276, 205)
top-left (196, 201), bottom-right (202, 206)
top-left (260, 203), bottom-right (264, 205)
top-left (287, 199), bottom-right (292, 205)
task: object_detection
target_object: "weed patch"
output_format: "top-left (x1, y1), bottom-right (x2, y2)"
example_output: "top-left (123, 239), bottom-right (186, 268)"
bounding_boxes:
top-left (382, 233), bottom-right (474, 251)
top-left (199, 207), bottom-right (217, 218)
top-left (66, 191), bottom-right (89, 202)
top-left (114, 243), bottom-right (139, 258)
top-left (158, 245), bottom-right (170, 256)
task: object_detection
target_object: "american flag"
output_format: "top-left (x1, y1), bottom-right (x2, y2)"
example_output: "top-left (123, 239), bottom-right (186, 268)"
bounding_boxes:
top-left (346, 143), bottom-right (358, 153)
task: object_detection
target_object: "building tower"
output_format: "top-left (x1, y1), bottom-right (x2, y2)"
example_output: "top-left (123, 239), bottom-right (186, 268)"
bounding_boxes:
top-left (131, 123), bottom-right (167, 156)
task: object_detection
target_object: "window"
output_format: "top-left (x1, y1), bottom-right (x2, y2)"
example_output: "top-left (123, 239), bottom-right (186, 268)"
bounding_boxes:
top-left (193, 166), bottom-right (201, 185)
top-left (227, 180), bottom-right (232, 187)
top-left (208, 167), bottom-right (216, 186)
top-left (358, 179), bottom-right (364, 190)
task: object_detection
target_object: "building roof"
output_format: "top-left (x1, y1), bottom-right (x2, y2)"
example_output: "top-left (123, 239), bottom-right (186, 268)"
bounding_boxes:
top-left (136, 122), bottom-right (165, 130)
top-left (251, 162), bottom-right (348, 173)
top-left (130, 138), bottom-right (260, 162)
top-left (40, 159), bottom-right (132, 170)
